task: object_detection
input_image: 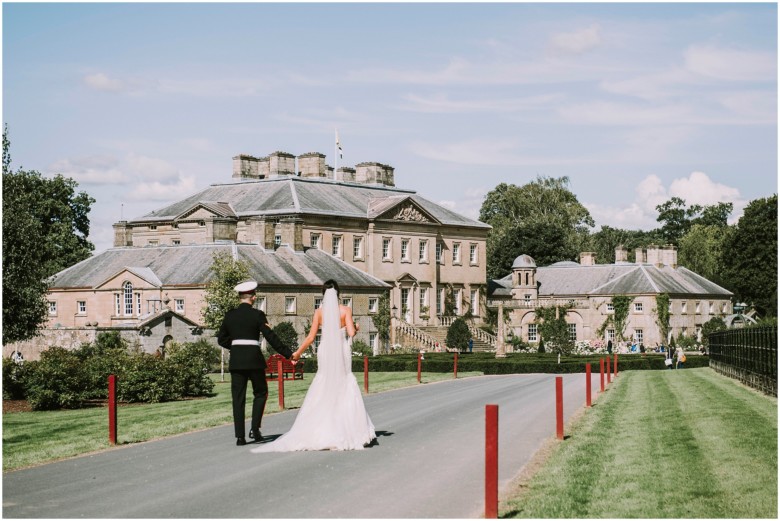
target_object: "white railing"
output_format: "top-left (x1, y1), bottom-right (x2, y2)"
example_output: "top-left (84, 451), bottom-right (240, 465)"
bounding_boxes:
top-left (486, 298), bottom-right (589, 309)
top-left (394, 320), bottom-right (439, 351)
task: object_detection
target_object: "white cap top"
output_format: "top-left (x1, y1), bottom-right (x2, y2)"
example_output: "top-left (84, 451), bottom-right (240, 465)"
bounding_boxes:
top-left (234, 280), bottom-right (258, 294)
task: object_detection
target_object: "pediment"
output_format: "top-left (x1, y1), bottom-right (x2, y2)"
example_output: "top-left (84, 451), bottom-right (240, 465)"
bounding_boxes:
top-left (372, 197), bottom-right (439, 224)
top-left (396, 272), bottom-right (419, 284)
top-left (175, 201), bottom-right (237, 221)
top-left (95, 267), bottom-right (162, 290)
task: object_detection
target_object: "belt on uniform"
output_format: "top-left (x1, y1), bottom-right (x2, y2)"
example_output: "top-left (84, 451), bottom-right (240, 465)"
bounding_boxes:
top-left (231, 339), bottom-right (260, 346)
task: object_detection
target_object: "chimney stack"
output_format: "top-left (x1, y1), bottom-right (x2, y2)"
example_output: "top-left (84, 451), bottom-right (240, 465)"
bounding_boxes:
top-left (278, 218), bottom-right (304, 252)
top-left (580, 252), bottom-right (596, 266)
top-left (635, 247), bottom-right (645, 264)
top-left (615, 246), bottom-right (628, 264)
top-left (268, 151), bottom-right (296, 177)
top-left (646, 244), bottom-right (662, 266)
top-left (662, 244), bottom-right (678, 268)
top-left (298, 152), bottom-right (327, 178)
top-left (356, 162), bottom-right (395, 187)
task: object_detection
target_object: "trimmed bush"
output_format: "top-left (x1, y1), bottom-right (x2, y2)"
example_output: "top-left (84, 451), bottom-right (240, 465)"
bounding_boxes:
top-left (446, 318), bottom-right (471, 352)
top-left (25, 347), bottom-right (86, 410)
top-left (2, 357), bottom-right (35, 400)
top-left (119, 354), bottom-right (179, 403)
top-left (166, 340), bottom-right (219, 396)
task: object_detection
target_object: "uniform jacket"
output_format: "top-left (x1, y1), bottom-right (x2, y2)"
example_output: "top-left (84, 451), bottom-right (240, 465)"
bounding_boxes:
top-left (217, 303), bottom-right (293, 370)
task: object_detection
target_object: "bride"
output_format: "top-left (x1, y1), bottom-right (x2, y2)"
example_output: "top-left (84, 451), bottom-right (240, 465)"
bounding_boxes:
top-left (251, 280), bottom-right (376, 452)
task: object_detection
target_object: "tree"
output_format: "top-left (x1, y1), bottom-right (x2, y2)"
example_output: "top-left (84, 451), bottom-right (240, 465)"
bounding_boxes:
top-left (584, 225), bottom-right (664, 264)
top-left (719, 195), bottom-right (778, 317)
top-left (272, 322), bottom-right (299, 351)
top-left (2, 127), bottom-right (96, 343)
top-left (700, 317), bottom-right (727, 348)
top-left (201, 251), bottom-right (251, 330)
top-left (534, 305), bottom-right (574, 355)
top-left (656, 198), bottom-right (732, 245)
top-left (677, 224), bottom-right (726, 283)
top-left (371, 292), bottom-right (391, 353)
top-left (654, 293), bottom-right (671, 346)
top-left (445, 317), bottom-right (471, 353)
top-left (479, 177), bottom-right (594, 279)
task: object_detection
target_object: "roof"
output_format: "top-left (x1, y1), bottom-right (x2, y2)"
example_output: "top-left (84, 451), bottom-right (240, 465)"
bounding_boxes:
top-left (512, 254), bottom-right (537, 268)
top-left (134, 176), bottom-right (490, 229)
top-left (491, 263), bottom-right (733, 298)
top-left (50, 244), bottom-right (391, 291)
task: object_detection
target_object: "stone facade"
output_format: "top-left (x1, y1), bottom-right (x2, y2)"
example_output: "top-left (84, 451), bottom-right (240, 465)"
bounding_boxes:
top-left (490, 246), bottom-right (733, 349)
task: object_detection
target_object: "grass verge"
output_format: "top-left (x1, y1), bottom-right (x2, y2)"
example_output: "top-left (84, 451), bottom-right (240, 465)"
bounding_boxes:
top-left (500, 367), bottom-right (777, 518)
top-left (3, 370), bottom-right (480, 472)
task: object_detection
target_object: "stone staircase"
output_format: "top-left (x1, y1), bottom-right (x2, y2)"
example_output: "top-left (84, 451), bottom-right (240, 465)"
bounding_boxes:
top-left (415, 325), bottom-right (495, 352)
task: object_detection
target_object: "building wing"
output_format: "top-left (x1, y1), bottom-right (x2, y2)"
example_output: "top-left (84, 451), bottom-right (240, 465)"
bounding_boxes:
top-left (50, 244), bottom-right (389, 290)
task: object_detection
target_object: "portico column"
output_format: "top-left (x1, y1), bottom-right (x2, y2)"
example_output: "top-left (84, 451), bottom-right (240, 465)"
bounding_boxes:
top-left (496, 302), bottom-right (506, 358)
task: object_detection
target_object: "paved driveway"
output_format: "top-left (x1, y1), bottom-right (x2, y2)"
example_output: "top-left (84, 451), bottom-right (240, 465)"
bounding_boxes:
top-left (3, 373), bottom-right (602, 518)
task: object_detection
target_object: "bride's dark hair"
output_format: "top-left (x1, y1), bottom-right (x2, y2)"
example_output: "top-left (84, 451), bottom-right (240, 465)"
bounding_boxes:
top-left (322, 279), bottom-right (340, 295)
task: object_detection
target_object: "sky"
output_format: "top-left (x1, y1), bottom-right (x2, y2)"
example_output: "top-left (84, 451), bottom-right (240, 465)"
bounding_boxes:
top-left (3, 1), bottom-right (777, 254)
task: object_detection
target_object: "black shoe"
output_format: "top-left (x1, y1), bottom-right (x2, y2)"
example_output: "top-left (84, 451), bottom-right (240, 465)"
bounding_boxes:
top-left (236, 437), bottom-right (247, 446)
top-left (249, 429), bottom-right (261, 441)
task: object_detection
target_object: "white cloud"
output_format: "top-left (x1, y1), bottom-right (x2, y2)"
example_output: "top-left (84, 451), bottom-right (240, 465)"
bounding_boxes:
top-left (668, 171), bottom-right (742, 207)
top-left (83, 72), bottom-right (124, 92)
top-left (409, 139), bottom-right (584, 167)
top-left (584, 171), bottom-right (746, 231)
top-left (684, 45), bottom-right (776, 82)
top-left (49, 155), bottom-right (127, 184)
top-left (548, 24), bottom-right (602, 55)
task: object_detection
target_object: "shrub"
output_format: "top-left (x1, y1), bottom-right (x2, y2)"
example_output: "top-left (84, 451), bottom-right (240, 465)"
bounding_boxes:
top-left (273, 322), bottom-right (299, 352)
top-left (166, 340), bottom-right (219, 396)
top-left (119, 354), bottom-right (179, 403)
top-left (446, 318), bottom-right (471, 352)
top-left (351, 339), bottom-right (372, 357)
top-left (26, 347), bottom-right (86, 410)
top-left (2, 357), bottom-right (35, 400)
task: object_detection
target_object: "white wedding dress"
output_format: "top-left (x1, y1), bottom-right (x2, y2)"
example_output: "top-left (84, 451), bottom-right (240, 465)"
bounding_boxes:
top-left (251, 289), bottom-right (376, 452)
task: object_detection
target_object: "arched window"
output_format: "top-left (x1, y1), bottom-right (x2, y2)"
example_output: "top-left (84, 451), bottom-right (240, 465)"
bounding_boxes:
top-left (123, 281), bottom-right (133, 316)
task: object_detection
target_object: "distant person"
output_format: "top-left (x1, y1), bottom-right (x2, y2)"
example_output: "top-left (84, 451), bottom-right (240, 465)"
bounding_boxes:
top-left (468, 338), bottom-right (473, 353)
top-left (11, 350), bottom-right (24, 364)
top-left (675, 346), bottom-right (686, 369)
top-left (607, 340), bottom-right (613, 354)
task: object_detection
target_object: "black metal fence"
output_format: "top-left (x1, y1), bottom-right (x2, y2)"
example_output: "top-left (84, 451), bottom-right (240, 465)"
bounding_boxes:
top-left (708, 326), bottom-right (777, 396)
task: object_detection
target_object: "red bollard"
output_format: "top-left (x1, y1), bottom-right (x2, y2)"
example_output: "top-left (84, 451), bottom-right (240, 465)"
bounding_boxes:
top-left (585, 363), bottom-right (592, 407)
top-left (417, 352), bottom-right (422, 384)
top-left (600, 358), bottom-right (605, 392)
top-left (108, 374), bottom-right (117, 445)
top-left (555, 376), bottom-right (564, 440)
top-left (485, 404), bottom-right (499, 519)
top-left (606, 355), bottom-right (612, 384)
top-left (364, 356), bottom-right (369, 394)
top-left (277, 359), bottom-right (285, 410)
top-left (454, 352), bottom-right (459, 379)
top-left (614, 354), bottom-right (618, 377)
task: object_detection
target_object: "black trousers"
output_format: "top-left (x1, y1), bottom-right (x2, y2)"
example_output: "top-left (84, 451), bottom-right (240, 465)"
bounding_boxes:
top-left (230, 369), bottom-right (268, 438)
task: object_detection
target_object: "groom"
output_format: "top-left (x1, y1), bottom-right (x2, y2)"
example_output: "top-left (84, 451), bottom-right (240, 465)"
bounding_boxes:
top-left (217, 280), bottom-right (294, 446)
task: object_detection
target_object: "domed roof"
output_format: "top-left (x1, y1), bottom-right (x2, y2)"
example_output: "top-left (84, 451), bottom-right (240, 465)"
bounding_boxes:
top-left (512, 254), bottom-right (536, 269)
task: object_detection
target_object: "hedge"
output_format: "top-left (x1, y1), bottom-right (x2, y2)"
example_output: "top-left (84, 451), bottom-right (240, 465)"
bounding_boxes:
top-left (297, 352), bottom-right (710, 374)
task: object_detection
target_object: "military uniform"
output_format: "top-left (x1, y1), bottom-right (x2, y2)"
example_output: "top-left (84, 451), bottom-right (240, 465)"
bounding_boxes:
top-left (217, 283), bottom-right (293, 442)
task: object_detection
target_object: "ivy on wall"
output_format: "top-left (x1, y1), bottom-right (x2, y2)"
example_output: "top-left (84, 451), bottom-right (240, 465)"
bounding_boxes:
top-left (597, 295), bottom-right (634, 342)
top-left (654, 293), bottom-right (671, 344)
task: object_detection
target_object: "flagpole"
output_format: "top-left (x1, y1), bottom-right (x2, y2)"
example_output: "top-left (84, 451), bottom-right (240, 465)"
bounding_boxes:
top-left (334, 128), bottom-right (339, 180)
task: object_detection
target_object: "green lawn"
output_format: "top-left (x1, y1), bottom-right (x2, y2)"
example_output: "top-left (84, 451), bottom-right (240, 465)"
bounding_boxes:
top-left (2, 370), bottom-right (479, 472)
top-left (501, 368), bottom-right (778, 519)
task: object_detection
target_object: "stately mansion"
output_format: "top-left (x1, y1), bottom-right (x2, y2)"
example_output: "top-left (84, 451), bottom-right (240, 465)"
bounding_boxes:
top-left (4, 149), bottom-right (736, 360)
top-left (5, 150), bottom-right (490, 358)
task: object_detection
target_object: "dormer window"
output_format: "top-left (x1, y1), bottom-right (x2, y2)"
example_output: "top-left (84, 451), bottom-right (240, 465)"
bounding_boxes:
top-left (149, 225), bottom-right (157, 231)
top-left (198, 221), bottom-right (205, 227)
